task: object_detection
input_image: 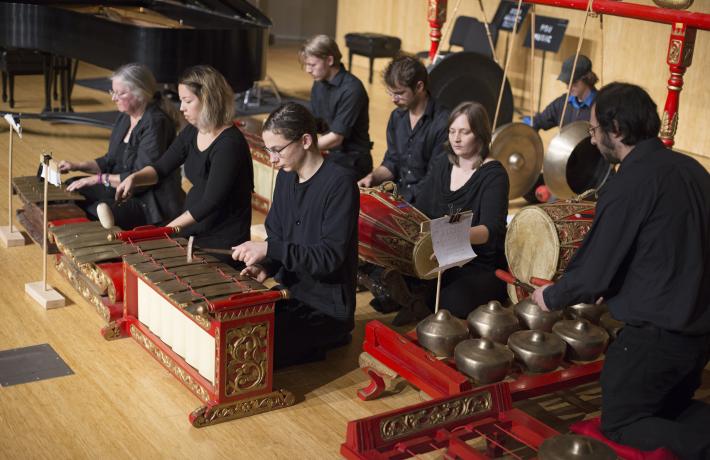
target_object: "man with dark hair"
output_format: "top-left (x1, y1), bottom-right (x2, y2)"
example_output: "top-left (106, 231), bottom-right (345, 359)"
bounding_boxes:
top-left (358, 54), bottom-right (449, 203)
top-left (301, 34), bottom-right (372, 180)
top-left (532, 82), bottom-right (710, 458)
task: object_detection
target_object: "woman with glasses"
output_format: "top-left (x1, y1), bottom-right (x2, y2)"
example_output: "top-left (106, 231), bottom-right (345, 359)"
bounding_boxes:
top-left (59, 63), bottom-right (184, 228)
top-left (116, 65), bottom-right (253, 262)
top-left (231, 102), bottom-right (359, 368)
top-left (392, 101), bottom-right (509, 324)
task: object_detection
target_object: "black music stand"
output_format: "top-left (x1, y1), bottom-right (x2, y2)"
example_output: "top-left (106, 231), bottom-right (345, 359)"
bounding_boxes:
top-left (523, 16), bottom-right (569, 112)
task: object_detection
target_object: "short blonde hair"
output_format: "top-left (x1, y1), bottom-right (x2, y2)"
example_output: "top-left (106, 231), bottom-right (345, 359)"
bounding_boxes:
top-left (299, 34), bottom-right (342, 66)
top-left (178, 65), bottom-right (234, 130)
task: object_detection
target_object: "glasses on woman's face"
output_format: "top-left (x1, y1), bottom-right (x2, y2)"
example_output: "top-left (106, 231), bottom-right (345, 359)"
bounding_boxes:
top-left (264, 138), bottom-right (298, 158)
top-left (109, 89), bottom-right (131, 100)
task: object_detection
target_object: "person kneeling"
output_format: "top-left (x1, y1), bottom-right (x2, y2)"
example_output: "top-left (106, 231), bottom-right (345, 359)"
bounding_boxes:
top-left (232, 102), bottom-right (359, 369)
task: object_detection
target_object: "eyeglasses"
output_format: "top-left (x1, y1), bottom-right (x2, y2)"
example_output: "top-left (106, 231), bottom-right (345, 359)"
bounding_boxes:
top-left (109, 89), bottom-right (131, 99)
top-left (588, 124), bottom-right (600, 137)
top-left (264, 138), bottom-right (298, 158)
top-left (385, 89), bottom-right (408, 100)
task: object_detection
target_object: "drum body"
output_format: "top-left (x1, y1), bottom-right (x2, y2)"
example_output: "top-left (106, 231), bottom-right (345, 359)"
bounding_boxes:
top-left (505, 201), bottom-right (596, 302)
top-left (358, 186), bottom-right (437, 279)
top-left (544, 121), bottom-right (612, 199)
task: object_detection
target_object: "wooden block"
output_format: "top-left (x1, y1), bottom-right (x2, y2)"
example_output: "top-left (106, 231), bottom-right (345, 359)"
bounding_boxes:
top-left (24, 281), bottom-right (66, 310)
top-left (250, 224), bottom-right (267, 241)
top-left (0, 226), bottom-right (27, 247)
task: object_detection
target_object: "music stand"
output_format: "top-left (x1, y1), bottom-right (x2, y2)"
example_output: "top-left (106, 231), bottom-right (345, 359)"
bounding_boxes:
top-left (523, 15), bottom-right (569, 112)
top-left (0, 114), bottom-right (27, 247)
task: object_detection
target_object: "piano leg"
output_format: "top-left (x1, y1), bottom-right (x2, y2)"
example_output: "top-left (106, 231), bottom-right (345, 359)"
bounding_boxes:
top-left (357, 352), bottom-right (405, 401)
top-left (42, 54), bottom-right (53, 112)
top-left (189, 389), bottom-right (296, 428)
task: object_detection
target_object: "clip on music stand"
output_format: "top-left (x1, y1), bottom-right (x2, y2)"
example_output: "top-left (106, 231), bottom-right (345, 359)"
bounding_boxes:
top-left (25, 153), bottom-right (65, 309)
top-left (0, 114), bottom-right (27, 247)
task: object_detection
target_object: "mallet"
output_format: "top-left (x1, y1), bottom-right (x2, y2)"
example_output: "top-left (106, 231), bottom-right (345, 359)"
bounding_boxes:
top-left (186, 235), bottom-right (233, 263)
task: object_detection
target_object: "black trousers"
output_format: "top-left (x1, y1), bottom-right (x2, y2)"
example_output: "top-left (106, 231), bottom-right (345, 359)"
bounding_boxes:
top-left (429, 264), bottom-right (508, 319)
top-left (273, 298), bottom-right (353, 369)
top-left (72, 180), bottom-right (150, 230)
top-left (601, 324), bottom-right (710, 459)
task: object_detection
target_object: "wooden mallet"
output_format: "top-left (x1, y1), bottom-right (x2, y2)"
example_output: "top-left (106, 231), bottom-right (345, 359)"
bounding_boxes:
top-left (186, 235), bottom-right (233, 263)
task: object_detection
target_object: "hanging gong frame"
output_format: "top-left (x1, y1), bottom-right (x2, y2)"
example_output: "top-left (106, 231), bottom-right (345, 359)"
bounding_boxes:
top-left (428, 51), bottom-right (514, 127)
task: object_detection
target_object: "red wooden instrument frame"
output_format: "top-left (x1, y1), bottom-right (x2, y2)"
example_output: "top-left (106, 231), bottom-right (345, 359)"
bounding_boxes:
top-left (358, 320), bottom-right (602, 402)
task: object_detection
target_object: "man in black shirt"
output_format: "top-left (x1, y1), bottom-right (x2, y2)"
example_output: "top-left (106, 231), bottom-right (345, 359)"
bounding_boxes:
top-left (532, 83), bottom-right (710, 458)
top-left (301, 34), bottom-right (372, 180)
top-left (232, 103), bottom-right (358, 368)
top-left (358, 54), bottom-right (449, 203)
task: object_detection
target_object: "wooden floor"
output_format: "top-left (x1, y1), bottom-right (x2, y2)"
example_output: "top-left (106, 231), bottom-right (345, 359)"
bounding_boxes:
top-left (1, 43), bottom-right (709, 459)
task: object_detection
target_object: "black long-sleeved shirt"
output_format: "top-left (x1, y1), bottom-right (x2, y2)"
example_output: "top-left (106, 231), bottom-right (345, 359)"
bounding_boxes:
top-left (381, 96), bottom-right (449, 203)
top-left (263, 159), bottom-right (359, 323)
top-left (414, 156), bottom-right (509, 271)
top-left (532, 92), bottom-right (595, 131)
top-left (543, 138), bottom-right (710, 335)
top-left (152, 124), bottom-right (253, 249)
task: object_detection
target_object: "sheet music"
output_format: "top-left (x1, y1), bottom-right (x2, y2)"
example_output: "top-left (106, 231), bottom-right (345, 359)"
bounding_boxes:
top-left (39, 156), bottom-right (62, 187)
top-left (426, 211), bottom-right (476, 276)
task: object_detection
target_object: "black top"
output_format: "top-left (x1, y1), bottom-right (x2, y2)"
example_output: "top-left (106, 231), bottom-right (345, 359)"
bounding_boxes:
top-left (263, 159), bottom-right (359, 324)
top-left (543, 138), bottom-right (710, 335)
top-left (532, 93), bottom-right (594, 131)
top-left (152, 124), bottom-right (253, 249)
top-left (310, 65), bottom-right (371, 156)
top-left (415, 155), bottom-right (509, 271)
top-left (381, 96), bottom-right (450, 203)
top-left (95, 103), bottom-right (184, 224)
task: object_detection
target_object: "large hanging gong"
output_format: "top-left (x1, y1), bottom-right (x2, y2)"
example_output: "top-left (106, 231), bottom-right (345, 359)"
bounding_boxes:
top-left (544, 121), bottom-right (612, 199)
top-left (490, 122), bottom-right (544, 199)
top-left (428, 51), bottom-right (514, 126)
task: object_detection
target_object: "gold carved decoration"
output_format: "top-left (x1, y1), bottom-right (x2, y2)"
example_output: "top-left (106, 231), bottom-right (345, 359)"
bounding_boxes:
top-left (217, 303), bottom-right (274, 322)
top-left (224, 322), bottom-right (269, 396)
top-left (660, 110), bottom-right (679, 140)
top-left (380, 392), bottom-right (492, 441)
top-left (130, 324), bottom-right (211, 403)
top-left (55, 257), bottom-right (111, 323)
top-left (101, 322), bottom-right (124, 341)
top-left (668, 39), bottom-right (682, 65)
top-left (190, 389), bottom-right (295, 427)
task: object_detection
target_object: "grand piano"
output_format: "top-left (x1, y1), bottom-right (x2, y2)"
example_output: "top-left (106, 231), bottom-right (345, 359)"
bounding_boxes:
top-left (0, 0), bottom-right (270, 125)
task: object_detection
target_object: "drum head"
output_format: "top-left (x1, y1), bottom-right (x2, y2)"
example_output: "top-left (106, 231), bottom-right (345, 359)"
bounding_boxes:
top-left (491, 123), bottom-right (544, 199)
top-left (505, 206), bottom-right (560, 302)
top-left (429, 52), bottom-right (514, 126)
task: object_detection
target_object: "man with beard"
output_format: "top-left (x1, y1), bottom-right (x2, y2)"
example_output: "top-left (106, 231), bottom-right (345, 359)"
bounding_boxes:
top-left (357, 54), bottom-right (449, 318)
top-left (358, 54), bottom-right (449, 203)
top-left (532, 82), bottom-right (710, 458)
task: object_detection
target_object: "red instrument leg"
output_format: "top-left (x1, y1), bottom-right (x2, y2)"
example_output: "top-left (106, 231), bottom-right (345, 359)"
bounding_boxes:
top-left (427, 0), bottom-right (447, 61)
top-left (660, 23), bottom-right (696, 147)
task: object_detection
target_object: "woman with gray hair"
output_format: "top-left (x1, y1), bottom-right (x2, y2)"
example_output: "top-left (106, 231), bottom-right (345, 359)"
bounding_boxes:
top-left (59, 63), bottom-right (184, 228)
top-left (116, 65), bottom-right (253, 264)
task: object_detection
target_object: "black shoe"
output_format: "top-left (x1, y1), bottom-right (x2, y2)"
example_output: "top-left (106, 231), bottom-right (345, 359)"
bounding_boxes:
top-left (369, 297), bottom-right (401, 314)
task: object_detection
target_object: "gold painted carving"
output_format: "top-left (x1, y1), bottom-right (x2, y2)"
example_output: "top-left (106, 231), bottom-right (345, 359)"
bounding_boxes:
top-left (101, 322), bottom-right (124, 341)
top-left (660, 110), bottom-right (678, 140)
top-left (190, 389), bottom-right (295, 427)
top-left (224, 322), bottom-right (269, 396)
top-left (668, 39), bottom-right (682, 65)
top-left (130, 324), bottom-right (211, 402)
top-left (55, 257), bottom-right (111, 322)
top-left (217, 303), bottom-right (274, 322)
top-left (380, 392), bottom-right (492, 441)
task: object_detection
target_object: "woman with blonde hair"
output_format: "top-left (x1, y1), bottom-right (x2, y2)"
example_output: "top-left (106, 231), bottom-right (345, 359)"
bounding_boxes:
top-left (59, 62), bottom-right (184, 228)
top-left (116, 65), bottom-right (253, 261)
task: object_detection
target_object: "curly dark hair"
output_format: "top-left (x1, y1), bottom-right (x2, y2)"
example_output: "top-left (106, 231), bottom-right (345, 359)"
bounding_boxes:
top-left (594, 82), bottom-right (660, 146)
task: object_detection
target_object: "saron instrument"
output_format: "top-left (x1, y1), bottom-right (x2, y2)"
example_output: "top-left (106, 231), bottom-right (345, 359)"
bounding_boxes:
top-left (505, 201), bottom-right (596, 302)
top-left (358, 183), bottom-right (437, 279)
top-left (119, 235), bottom-right (294, 427)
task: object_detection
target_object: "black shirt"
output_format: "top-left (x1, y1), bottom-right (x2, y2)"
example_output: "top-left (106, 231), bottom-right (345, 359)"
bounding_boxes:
top-left (263, 159), bottom-right (359, 324)
top-left (153, 124), bottom-right (254, 249)
top-left (414, 155), bottom-right (509, 271)
top-left (95, 103), bottom-right (184, 224)
top-left (543, 138), bottom-right (710, 335)
top-left (381, 96), bottom-right (449, 203)
top-left (310, 65), bottom-right (371, 156)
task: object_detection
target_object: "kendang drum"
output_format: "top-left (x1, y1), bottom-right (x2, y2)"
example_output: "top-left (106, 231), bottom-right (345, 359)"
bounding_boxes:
top-left (544, 121), bottom-right (613, 200)
top-left (505, 201), bottom-right (595, 302)
top-left (358, 183), bottom-right (437, 279)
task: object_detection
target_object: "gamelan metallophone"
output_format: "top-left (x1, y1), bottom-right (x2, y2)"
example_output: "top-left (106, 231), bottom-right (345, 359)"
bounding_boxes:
top-left (235, 118), bottom-right (275, 214)
top-left (113, 234), bottom-right (294, 427)
top-left (12, 175), bottom-right (86, 252)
